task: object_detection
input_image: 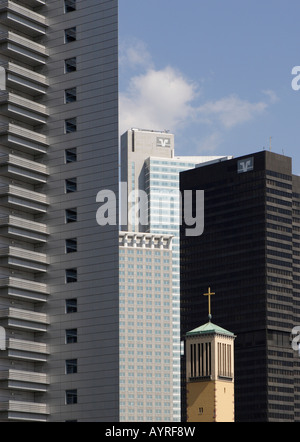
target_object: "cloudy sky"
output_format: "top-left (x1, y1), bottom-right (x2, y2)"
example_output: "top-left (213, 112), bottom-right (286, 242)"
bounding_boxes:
top-left (119, 0), bottom-right (300, 172)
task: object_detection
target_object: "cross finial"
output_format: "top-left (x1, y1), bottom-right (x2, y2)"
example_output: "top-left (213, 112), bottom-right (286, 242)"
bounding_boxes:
top-left (204, 287), bottom-right (215, 322)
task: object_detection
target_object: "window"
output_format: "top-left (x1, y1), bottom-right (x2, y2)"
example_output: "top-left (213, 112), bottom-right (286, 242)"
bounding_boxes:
top-left (66, 268), bottom-right (77, 283)
top-left (65, 27), bottom-right (76, 43)
top-left (66, 359), bottom-right (78, 374)
top-left (66, 329), bottom-right (77, 344)
top-left (66, 390), bottom-right (78, 405)
top-left (66, 298), bottom-right (77, 314)
top-left (65, 148), bottom-right (77, 163)
top-left (65, 208), bottom-right (77, 223)
top-left (65, 87), bottom-right (77, 103)
top-left (66, 238), bottom-right (77, 253)
top-left (65, 178), bottom-right (77, 193)
top-left (65, 57), bottom-right (77, 73)
top-left (65, 118), bottom-right (77, 133)
top-left (64, 0), bottom-right (76, 13)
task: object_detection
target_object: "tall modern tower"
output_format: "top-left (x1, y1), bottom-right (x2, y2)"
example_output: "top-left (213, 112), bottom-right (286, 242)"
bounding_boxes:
top-left (120, 128), bottom-right (230, 421)
top-left (0, 0), bottom-right (119, 422)
top-left (181, 151), bottom-right (300, 422)
top-left (119, 231), bottom-right (174, 422)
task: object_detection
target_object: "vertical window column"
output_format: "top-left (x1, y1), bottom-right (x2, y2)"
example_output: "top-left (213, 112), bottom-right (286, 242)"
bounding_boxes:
top-left (63, 2), bottom-right (79, 416)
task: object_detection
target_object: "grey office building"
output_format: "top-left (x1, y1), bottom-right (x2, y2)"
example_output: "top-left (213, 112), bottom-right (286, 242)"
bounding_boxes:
top-left (0, 0), bottom-right (119, 422)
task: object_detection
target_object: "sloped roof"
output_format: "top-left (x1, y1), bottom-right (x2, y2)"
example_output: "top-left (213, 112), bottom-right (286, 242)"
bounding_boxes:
top-left (186, 321), bottom-right (235, 338)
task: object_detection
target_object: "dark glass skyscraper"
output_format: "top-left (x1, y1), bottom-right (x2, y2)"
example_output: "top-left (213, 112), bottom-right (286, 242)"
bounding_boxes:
top-left (180, 151), bottom-right (300, 422)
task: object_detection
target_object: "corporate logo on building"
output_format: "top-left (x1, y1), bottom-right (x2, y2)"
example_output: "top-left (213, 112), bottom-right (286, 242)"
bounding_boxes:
top-left (156, 137), bottom-right (171, 148)
top-left (237, 157), bottom-right (254, 174)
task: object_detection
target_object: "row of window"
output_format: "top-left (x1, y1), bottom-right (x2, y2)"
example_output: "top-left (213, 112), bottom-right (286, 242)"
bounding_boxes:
top-left (65, 299), bottom-right (78, 406)
top-left (64, 0), bottom-right (77, 142)
top-left (63, 0), bottom-right (79, 413)
top-left (45, 0), bottom-right (80, 420)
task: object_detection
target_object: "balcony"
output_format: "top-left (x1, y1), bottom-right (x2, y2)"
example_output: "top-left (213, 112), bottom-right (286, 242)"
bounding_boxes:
top-left (4, 61), bottom-right (48, 96)
top-left (0, 0), bottom-right (47, 37)
top-left (0, 369), bottom-right (49, 392)
top-left (0, 307), bottom-right (47, 331)
top-left (0, 400), bottom-right (48, 421)
top-left (0, 184), bottom-right (48, 213)
top-left (0, 246), bottom-right (48, 272)
top-left (0, 123), bottom-right (48, 154)
top-left (0, 91), bottom-right (48, 125)
top-left (0, 277), bottom-right (48, 302)
top-left (7, 337), bottom-right (49, 362)
top-left (0, 307), bottom-right (48, 331)
top-left (18, 0), bottom-right (45, 7)
top-left (0, 215), bottom-right (48, 243)
top-left (0, 154), bottom-right (48, 183)
top-left (0, 307), bottom-right (48, 323)
top-left (0, 31), bottom-right (48, 66)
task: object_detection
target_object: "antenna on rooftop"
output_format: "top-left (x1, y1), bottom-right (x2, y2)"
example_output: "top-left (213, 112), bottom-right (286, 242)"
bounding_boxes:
top-left (269, 136), bottom-right (272, 152)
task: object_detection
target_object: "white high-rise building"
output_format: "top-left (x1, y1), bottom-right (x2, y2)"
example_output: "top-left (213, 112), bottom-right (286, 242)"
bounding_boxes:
top-left (119, 231), bottom-right (174, 422)
top-left (0, 0), bottom-right (119, 422)
top-left (120, 128), bottom-right (231, 421)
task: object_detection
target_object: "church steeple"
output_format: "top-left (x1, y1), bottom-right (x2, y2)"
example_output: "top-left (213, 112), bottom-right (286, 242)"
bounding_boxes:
top-left (185, 289), bottom-right (236, 422)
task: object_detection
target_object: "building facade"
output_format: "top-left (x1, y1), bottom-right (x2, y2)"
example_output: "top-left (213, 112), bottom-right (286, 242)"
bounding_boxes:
top-left (0, 0), bottom-right (119, 422)
top-left (181, 151), bottom-right (300, 422)
top-left (120, 128), bottom-right (229, 421)
top-left (119, 231), bottom-right (173, 421)
top-left (185, 317), bottom-right (236, 422)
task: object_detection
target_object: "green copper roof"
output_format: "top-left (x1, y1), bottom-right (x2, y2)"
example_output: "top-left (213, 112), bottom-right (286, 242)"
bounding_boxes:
top-left (186, 321), bottom-right (235, 338)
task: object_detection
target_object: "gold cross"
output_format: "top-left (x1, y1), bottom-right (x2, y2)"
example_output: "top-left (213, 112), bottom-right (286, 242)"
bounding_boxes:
top-left (204, 287), bottom-right (215, 319)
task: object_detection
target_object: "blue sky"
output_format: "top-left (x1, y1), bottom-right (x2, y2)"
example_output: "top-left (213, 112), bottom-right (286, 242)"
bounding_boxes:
top-left (119, 0), bottom-right (300, 173)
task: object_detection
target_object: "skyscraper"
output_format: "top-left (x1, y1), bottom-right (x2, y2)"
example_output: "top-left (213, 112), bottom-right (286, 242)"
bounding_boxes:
top-left (119, 231), bottom-right (174, 422)
top-left (0, 0), bottom-right (119, 422)
top-left (120, 128), bottom-right (229, 421)
top-left (181, 151), bottom-right (300, 422)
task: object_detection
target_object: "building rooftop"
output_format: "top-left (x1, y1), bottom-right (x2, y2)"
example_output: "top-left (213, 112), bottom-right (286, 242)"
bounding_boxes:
top-left (186, 321), bottom-right (235, 338)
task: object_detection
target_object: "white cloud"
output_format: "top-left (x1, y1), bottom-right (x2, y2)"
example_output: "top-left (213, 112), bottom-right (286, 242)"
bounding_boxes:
top-left (119, 38), bottom-right (153, 71)
top-left (262, 89), bottom-right (279, 104)
top-left (120, 66), bottom-right (198, 135)
top-left (119, 41), bottom-right (279, 145)
top-left (197, 95), bottom-right (268, 129)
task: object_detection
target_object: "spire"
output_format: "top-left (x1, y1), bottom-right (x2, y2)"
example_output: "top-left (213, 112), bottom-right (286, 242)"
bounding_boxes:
top-left (204, 287), bottom-right (215, 322)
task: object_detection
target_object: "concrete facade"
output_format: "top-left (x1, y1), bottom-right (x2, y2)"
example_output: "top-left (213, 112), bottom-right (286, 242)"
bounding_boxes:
top-left (0, 0), bottom-right (119, 422)
top-left (119, 231), bottom-right (173, 421)
top-left (186, 323), bottom-right (235, 423)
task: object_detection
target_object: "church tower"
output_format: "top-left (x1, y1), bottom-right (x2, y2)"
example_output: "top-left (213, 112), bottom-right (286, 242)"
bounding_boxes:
top-left (185, 289), bottom-right (236, 422)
